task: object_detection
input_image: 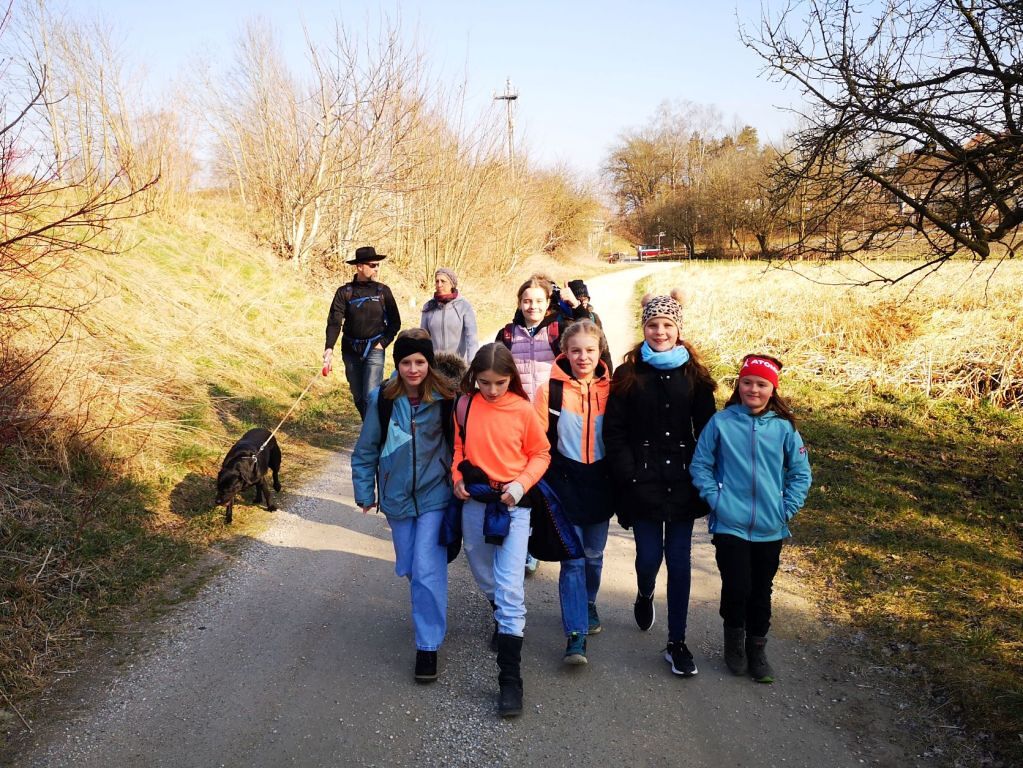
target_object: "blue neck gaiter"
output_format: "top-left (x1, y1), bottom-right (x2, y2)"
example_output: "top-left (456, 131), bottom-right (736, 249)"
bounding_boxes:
top-left (640, 341), bottom-right (690, 370)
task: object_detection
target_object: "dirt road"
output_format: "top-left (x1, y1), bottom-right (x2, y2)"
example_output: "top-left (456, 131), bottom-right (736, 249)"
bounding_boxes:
top-left (9, 264), bottom-right (936, 767)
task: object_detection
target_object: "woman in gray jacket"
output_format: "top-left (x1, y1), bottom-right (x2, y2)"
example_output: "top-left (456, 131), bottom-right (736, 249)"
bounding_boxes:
top-left (420, 268), bottom-right (479, 364)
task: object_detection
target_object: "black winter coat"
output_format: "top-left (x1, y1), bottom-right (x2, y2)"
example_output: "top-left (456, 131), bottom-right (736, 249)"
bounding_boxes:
top-left (603, 359), bottom-right (716, 526)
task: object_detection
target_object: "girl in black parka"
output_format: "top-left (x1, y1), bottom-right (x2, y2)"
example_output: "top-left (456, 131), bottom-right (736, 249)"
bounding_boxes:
top-left (603, 290), bottom-right (717, 677)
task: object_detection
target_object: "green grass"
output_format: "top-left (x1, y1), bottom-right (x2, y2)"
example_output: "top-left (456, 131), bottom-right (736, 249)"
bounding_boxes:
top-left (790, 380), bottom-right (1023, 758)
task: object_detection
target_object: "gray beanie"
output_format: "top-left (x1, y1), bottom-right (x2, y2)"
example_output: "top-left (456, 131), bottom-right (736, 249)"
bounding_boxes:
top-left (435, 268), bottom-right (458, 289)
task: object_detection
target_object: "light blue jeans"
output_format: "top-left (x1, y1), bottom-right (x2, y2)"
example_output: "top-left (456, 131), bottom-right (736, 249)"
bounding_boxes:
top-left (387, 509), bottom-right (448, 651)
top-left (559, 522), bottom-right (610, 636)
top-left (461, 499), bottom-right (530, 637)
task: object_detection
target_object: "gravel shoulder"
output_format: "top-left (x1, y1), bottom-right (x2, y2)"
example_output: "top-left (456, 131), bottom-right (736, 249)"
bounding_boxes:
top-left (5, 263), bottom-right (947, 768)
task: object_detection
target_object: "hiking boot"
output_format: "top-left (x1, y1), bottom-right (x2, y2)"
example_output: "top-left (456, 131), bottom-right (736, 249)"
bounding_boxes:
top-left (563, 632), bottom-right (588, 665)
top-left (664, 640), bottom-right (698, 676)
top-left (587, 602), bottom-right (602, 635)
top-left (724, 625), bottom-right (747, 675)
top-left (633, 591), bottom-right (655, 631)
top-left (496, 634), bottom-right (524, 717)
top-left (414, 650), bottom-right (438, 683)
top-left (746, 635), bottom-right (774, 683)
top-left (525, 552), bottom-right (539, 576)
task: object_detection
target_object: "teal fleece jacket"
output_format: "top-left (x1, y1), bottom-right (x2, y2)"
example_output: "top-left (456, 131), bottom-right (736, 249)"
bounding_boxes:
top-left (689, 404), bottom-right (812, 542)
top-left (351, 387), bottom-right (453, 519)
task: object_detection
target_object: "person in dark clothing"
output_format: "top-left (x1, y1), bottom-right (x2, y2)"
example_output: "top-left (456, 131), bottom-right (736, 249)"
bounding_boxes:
top-left (323, 246), bottom-right (402, 419)
top-left (567, 279), bottom-right (603, 328)
top-left (603, 290), bottom-right (717, 678)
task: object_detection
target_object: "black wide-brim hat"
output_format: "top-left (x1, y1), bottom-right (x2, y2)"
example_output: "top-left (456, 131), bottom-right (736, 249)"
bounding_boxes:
top-left (346, 245), bottom-right (388, 265)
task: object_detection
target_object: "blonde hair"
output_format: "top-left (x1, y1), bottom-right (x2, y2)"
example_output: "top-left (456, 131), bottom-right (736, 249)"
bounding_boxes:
top-left (560, 319), bottom-right (608, 360)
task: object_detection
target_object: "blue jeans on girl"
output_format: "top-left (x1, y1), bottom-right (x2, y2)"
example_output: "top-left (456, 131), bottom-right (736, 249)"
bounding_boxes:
top-left (632, 518), bottom-right (695, 643)
top-left (461, 499), bottom-right (530, 636)
top-left (387, 509), bottom-right (448, 651)
top-left (558, 521), bottom-right (610, 636)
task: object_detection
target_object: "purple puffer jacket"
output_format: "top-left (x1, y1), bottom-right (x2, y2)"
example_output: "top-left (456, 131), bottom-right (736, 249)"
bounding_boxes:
top-left (498, 319), bottom-right (560, 402)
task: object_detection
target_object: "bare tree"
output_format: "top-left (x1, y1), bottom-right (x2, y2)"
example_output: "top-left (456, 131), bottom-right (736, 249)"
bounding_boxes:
top-left (746, 0), bottom-right (1023, 281)
top-left (1, 2), bottom-right (154, 433)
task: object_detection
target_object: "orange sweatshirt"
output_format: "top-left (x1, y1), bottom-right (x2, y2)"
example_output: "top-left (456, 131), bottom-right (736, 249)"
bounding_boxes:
top-left (451, 390), bottom-right (551, 491)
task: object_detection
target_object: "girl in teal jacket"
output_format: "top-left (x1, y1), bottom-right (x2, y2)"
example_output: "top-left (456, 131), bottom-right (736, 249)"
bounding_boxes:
top-left (352, 329), bottom-right (455, 684)
top-left (690, 354), bottom-right (811, 684)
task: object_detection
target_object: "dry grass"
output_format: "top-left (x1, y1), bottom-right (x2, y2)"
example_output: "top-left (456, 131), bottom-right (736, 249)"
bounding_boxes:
top-left (643, 259), bottom-right (1023, 408)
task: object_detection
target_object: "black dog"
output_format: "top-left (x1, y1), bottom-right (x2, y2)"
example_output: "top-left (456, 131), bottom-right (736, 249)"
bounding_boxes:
top-left (215, 428), bottom-right (281, 523)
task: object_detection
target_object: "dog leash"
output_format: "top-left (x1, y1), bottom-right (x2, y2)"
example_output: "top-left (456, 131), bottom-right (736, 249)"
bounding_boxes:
top-left (255, 368), bottom-right (326, 456)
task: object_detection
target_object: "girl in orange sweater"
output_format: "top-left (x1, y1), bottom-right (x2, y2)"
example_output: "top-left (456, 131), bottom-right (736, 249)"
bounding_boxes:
top-left (453, 343), bottom-right (551, 717)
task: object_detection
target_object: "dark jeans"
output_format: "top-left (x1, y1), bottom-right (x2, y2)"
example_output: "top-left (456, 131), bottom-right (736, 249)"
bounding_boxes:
top-left (342, 347), bottom-right (385, 419)
top-left (632, 518), bottom-right (694, 643)
top-left (712, 534), bottom-right (783, 637)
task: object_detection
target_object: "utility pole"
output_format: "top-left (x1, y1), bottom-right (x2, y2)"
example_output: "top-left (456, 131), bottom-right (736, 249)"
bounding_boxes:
top-left (493, 78), bottom-right (518, 179)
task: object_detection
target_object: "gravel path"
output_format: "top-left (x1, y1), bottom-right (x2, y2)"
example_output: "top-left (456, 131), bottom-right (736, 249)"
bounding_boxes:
top-left (7, 263), bottom-right (941, 768)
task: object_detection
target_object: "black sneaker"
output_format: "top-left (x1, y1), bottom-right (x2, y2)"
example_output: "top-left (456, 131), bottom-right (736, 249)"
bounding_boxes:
top-left (414, 650), bottom-right (438, 683)
top-left (664, 640), bottom-right (698, 676)
top-left (633, 591), bottom-right (655, 631)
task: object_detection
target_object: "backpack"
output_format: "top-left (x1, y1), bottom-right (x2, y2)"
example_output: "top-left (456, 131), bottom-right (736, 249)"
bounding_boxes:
top-left (343, 282), bottom-right (389, 329)
top-left (500, 318), bottom-right (561, 357)
top-left (544, 379), bottom-right (564, 449)
top-left (376, 392), bottom-right (454, 450)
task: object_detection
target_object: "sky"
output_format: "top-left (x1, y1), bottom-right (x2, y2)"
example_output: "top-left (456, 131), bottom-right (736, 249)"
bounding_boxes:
top-left (73, 0), bottom-right (805, 178)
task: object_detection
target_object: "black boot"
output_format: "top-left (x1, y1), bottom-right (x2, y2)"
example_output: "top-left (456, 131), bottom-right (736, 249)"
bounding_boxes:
top-left (724, 625), bottom-right (747, 675)
top-left (495, 633), bottom-right (524, 717)
top-left (488, 600), bottom-right (499, 652)
top-left (746, 635), bottom-right (775, 683)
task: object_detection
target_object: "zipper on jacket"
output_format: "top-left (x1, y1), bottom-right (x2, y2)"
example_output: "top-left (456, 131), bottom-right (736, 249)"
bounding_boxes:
top-left (748, 418), bottom-right (758, 536)
top-left (583, 382), bottom-right (592, 463)
top-left (411, 409), bottom-right (419, 517)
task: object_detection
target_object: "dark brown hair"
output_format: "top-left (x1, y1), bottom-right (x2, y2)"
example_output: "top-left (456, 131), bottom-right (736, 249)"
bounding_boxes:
top-left (382, 329), bottom-right (454, 403)
top-left (725, 354), bottom-right (796, 425)
top-left (460, 342), bottom-right (529, 400)
top-left (612, 339), bottom-right (717, 395)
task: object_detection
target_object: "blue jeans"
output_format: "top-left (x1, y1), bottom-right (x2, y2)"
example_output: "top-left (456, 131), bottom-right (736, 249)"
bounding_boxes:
top-left (387, 510), bottom-right (448, 651)
top-left (461, 499), bottom-right (530, 637)
top-left (632, 518), bottom-right (695, 643)
top-left (558, 522), bottom-right (609, 636)
top-left (342, 346), bottom-right (385, 419)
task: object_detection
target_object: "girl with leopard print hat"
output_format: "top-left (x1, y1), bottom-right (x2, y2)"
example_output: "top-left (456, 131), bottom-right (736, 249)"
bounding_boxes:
top-left (603, 288), bottom-right (718, 678)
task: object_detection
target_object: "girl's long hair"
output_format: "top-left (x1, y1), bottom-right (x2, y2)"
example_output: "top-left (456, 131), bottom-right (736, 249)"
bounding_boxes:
top-left (612, 339), bottom-right (717, 395)
top-left (460, 342), bottom-right (529, 400)
top-left (725, 354), bottom-right (796, 426)
top-left (382, 329), bottom-right (454, 403)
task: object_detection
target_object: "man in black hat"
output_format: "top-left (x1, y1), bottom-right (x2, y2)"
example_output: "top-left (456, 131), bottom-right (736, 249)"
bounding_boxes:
top-left (323, 246), bottom-right (402, 419)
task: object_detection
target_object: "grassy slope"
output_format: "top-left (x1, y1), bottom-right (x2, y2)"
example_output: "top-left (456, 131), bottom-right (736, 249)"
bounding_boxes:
top-left (1, 205), bottom-right (361, 715)
top-left (639, 262), bottom-right (1023, 760)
